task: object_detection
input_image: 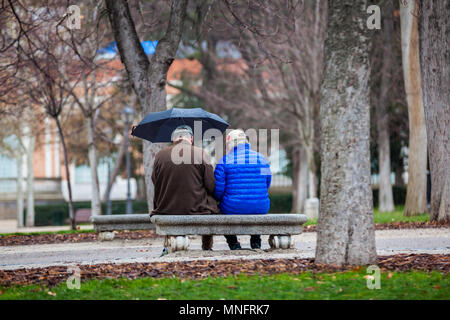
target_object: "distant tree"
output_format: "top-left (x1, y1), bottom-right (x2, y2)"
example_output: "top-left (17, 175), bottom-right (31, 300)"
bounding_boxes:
top-left (399, 0), bottom-right (428, 216)
top-left (376, 0), bottom-right (395, 212)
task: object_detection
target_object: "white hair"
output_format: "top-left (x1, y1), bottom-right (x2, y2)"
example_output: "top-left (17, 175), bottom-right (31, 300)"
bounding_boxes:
top-left (226, 129), bottom-right (248, 151)
top-left (171, 126), bottom-right (193, 142)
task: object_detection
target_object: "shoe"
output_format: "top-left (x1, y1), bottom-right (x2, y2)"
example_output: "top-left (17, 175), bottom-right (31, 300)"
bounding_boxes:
top-left (229, 243), bottom-right (242, 250)
top-left (251, 242), bottom-right (261, 249)
top-left (160, 247), bottom-right (169, 257)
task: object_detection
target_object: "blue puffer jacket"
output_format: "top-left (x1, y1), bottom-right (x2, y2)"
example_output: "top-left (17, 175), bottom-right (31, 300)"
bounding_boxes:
top-left (214, 143), bottom-right (271, 214)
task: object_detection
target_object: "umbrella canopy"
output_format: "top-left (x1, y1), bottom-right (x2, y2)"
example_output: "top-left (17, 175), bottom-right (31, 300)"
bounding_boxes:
top-left (131, 107), bottom-right (229, 143)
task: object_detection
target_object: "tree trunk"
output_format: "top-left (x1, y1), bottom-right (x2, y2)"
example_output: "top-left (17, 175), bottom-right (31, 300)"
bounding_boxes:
top-left (291, 147), bottom-right (308, 213)
top-left (308, 170), bottom-right (317, 198)
top-left (418, 0), bottom-right (450, 223)
top-left (105, 0), bottom-right (187, 212)
top-left (86, 116), bottom-right (101, 216)
top-left (55, 116), bottom-right (76, 229)
top-left (395, 165), bottom-right (405, 187)
top-left (25, 135), bottom-right (35, 227)
top-left (103, 135), bottom-right (126, 202)
top-left (400, 0), bottom-right (428, 216)
top-left (315, 0), bottom-right (376, 266)
top-left (376, 0), bottom-right (395, 212)
top-left (16, 154), bottom-right (24, 228)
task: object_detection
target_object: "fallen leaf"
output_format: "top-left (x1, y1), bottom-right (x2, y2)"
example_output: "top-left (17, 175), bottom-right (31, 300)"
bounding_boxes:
top-left (387, 272), bottom-right (393, 279)
top-left (304, 287), bottom-right (316, 291)
top-left (47, 291), bottom-right (56, 296)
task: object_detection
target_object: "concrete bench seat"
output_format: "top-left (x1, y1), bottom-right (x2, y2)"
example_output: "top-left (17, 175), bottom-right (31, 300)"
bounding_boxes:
top-left (92, 213), bottom-right (307, 250)
top-left (91, 214), bottom-right (155, 240)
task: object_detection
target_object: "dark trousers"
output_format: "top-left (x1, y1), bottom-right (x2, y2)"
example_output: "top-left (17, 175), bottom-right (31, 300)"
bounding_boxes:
top-left (225, 235), bottom-right (261, 248)
top-left (202, 235), bottom-right (214, 250)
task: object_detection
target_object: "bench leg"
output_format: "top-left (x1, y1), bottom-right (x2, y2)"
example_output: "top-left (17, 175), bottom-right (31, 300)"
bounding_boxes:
top-left (99, 231), bottom-right (115, 241)
top-left (166, 236), bottom-right (190, 252)
top-left (268, 235), bottom-right (294, 249)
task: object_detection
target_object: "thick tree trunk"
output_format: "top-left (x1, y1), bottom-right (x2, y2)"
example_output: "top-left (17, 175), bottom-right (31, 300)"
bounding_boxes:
top-left (400, 0), bottom-right (428, 216)
top-left (55, 116), bottom-right (76, 229)
top-left (315, 0), bottom-right (376, 266)
top-left (418, 1), bottom-right (450, 223)
top-left (25, 135), bottom-right (35, 227)
top-left (86, 116), bottom-right (101, 216)
top-left (291, 147), bottom-right (308, 213)
top-left (16, 154), bottom-right (24, 228)
top-left (376, 1), bottom-right (394, 212)
top-left (106, 0), bottom-right (187, 211)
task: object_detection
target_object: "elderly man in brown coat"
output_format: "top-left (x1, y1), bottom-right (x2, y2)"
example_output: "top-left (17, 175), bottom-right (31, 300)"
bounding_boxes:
top-left (151, 125), bottom-right (219, 255)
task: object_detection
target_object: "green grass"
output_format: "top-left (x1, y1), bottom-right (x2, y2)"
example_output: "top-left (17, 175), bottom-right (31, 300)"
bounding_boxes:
top-left (373, 206), bottom-right (429, 224)
top-left (304, 205), bottom-right (429, 226)
top-left (0, 270), bottom-right (448, 300)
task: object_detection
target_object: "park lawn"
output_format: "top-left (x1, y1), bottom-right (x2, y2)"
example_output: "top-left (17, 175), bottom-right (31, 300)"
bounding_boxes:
top-left (373, 206), bottom-right (429, 224)
top-left (0, 270), bottom-right (448, 300)
top-left (304, 205), bottom-right (429, 226)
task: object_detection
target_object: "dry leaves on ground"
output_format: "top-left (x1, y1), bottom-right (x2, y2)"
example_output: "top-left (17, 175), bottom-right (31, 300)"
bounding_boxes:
top-left (0, 254), bottom-right (448, 288)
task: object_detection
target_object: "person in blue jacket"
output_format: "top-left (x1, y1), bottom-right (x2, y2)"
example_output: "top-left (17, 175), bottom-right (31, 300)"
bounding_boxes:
top-left (214, 129), bottom-right (272, 250)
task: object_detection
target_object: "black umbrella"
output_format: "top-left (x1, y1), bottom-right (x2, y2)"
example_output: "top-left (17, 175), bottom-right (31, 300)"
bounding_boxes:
top-left (131, 107), bottom-right (229, 143)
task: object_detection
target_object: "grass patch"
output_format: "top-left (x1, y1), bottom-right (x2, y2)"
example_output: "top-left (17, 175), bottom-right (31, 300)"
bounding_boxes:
top-left (0, 270), bottom-right (447, 300)
top-left (304, 205), bottom-right (428, 226)
top-left (373, 206), bottom-right (429, 224)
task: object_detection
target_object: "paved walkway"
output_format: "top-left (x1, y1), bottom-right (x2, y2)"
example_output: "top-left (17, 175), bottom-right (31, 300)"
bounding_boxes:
top-left (0, 228), bottom-right (448, 270)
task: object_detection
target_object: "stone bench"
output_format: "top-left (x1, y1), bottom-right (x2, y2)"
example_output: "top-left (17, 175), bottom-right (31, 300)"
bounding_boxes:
top-left (91, 214), bottom-right (155, 241)
top-left (150, 214), bottom-right (307, 252)
top-left (91, 213), bottom-right (308, 250)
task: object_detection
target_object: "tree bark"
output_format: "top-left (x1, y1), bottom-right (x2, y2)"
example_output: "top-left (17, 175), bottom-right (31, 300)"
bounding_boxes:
top-left (308, 170), bottom-right (318, 199)
top-left (291, 147), bottom-right (308, 213)
top-left (55, 116), bottom-right (76, 229)
top-left (315, 0), bottom-right (376, 266)
top-left (376, 0), bottom-right (394, 212)
top-left (105, 0), bottom-right (188, 211)
top-left (25, 135), bottom-right (35, 227)
top-left (400, 0), bottom-right (428, 216)
top-left (16, 154), bottom-right (24, 228)
top-left (86, 116), bottom-right (101, 216)
top-left (103, 135), bottom-right (127, 202)
top-left (418, 0), bottom-right (450, 223)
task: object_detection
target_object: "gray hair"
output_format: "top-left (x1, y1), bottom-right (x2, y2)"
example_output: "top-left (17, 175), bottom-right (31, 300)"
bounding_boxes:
top-left (171, 125), bottom-right (193, 142)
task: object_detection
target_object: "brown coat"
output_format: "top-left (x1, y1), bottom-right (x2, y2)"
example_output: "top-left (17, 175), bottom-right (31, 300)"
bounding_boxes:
top-left (151, 140), bottom-right (219, 216)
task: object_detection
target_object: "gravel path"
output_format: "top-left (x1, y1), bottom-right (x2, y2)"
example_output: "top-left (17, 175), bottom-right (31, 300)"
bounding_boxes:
top-left (0, 228), bottom-right (448, 270)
